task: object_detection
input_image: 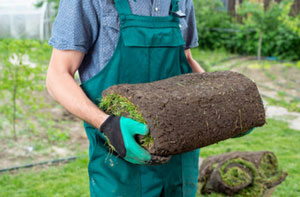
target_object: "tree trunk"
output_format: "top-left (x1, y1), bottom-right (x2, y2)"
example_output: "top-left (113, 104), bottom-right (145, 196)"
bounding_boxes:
top-left (198, 151), bottom-right (288, 196)
top-left (12, 66), bottom-right (18, 141)
top-left (291, 0), bottom-right (300, 16)
top-left (258, 31), bottom-right (263, 60)
top-left (101, 71), bottom-right (266, 163)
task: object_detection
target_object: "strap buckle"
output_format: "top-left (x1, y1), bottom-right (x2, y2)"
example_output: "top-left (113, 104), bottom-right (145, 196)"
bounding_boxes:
top-left (171, 10), bottom-right (186, 18)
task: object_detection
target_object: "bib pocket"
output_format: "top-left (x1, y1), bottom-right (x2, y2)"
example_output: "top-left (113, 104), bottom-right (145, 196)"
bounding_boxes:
top-left (121, 23), bottom-right (185, 47)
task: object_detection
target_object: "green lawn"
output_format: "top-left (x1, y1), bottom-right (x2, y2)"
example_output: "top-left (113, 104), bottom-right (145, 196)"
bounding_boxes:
top-left (191, 48), bottom-right (235, 71)
top-left (0, 157), bottom-right (90, 197)
top-left (0, 119), bottom-right (299, 196)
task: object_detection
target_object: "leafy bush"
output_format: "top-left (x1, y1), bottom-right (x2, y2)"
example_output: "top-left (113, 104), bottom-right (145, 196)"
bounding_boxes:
top-left (194, 0), bottom-right (300, 61)
top-left (237, 0), bottom-right (282, 59)
top-left (279, 0), bottom-right (300, 37)
top-left (194, 0), bottom-right (236, 50)
top-left (36, 0), bottom-right (60, 16)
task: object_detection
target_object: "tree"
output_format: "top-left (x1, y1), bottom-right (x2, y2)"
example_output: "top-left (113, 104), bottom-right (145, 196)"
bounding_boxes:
top-left (0, 40), bottom-right (50, 140)
top-left (279, 0), bottom-right (300, 37)
top-left (237, 0), bottom-right (283, 60)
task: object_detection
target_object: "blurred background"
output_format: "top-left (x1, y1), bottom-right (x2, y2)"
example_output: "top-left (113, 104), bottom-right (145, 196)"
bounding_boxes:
top-left (0, 0), bottom-right (299, 196)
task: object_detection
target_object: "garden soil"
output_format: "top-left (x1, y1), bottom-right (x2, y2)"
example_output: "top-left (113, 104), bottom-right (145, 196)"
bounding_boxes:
top-left (102, 71), bottom-right (266, 159)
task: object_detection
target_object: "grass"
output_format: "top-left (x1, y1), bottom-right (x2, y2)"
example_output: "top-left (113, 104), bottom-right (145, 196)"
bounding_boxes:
top-left (220, 158), bottom-right (255, 187)
top-left (0, 119), bottom-right (299, 196)
top-left (99, 93), bottom-right (154, 150)
top-left (0, 157), bottom-right (90, 197)
top-left (266, 97), bottom-right (300, 113)
top-left (191, 48), bottom-right (234, 64)
top-left (191, 48), bottom-right (234, 71)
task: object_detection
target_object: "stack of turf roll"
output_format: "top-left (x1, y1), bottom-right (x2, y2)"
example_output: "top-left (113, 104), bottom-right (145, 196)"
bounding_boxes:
top-left (99, 71), bottom-right (266, 164)
top-left (198, 151), bottom-right (288, 196)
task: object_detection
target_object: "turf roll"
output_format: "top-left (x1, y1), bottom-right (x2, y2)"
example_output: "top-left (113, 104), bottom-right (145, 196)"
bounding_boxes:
top-left (100, 71), bottom-right (266, 163)
top-left (198, 151), bottom-right (288, 196)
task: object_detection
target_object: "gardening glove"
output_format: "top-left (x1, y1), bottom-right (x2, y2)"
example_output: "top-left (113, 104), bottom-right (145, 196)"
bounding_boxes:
top-left (232, 128), bottom-right (255, 138)
top-left (100, 115), bottom-right (152, 165)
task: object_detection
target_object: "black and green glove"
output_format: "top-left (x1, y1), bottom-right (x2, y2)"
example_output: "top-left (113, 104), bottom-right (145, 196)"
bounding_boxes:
top-left (100, 115), bottom-right (152, 165)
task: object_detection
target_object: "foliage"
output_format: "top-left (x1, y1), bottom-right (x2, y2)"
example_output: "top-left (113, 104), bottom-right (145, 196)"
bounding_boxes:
top-left (194, 0), bottom-right (300, 61)
top-left (0, 39), bottom-right (69, 143)
top-left (237, 0), bottom-right (282, 34)
top-left (194, 0), bottom-right (237, 50)
top-left (0, 40), bottom-right (46, 140)
top-left (237, 0), bottom-right (283, 59)
top-left (35, 0), bottom-right (60, 17)
top-left (279, 0), bottom-right (300, 37)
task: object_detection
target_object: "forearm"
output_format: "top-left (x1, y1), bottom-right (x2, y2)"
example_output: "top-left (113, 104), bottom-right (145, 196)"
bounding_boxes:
top-left (47, 70), bottom-right (108, 129)
top-left (46, 49), bottom-right (108, 129)
top-left (188, 57), bottom-right (205, 73)
top-left (185, 49), bottom-right (205, 73)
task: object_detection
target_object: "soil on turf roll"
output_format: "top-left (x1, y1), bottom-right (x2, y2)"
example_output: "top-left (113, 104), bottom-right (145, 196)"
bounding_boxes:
top-left (198, 151), bottom-right (288, 196)
top-left (101, 71), bottom-right (266, 158)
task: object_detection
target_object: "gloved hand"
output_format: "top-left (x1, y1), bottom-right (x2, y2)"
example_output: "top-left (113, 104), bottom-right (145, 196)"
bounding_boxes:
top-left (232, 128), bottom-right (255, 138)
top-left (100, 115), bottom-right (152, 165)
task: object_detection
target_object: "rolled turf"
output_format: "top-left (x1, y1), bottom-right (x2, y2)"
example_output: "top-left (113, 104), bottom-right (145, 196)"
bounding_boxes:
top-left (99, 71), bottom-right (266, 163)
top-left (198, 151), bottom-right (288, 196)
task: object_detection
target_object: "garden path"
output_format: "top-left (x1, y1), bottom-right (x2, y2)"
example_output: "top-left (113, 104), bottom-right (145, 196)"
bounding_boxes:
top-left (228, 59), bottom-right (300, 130)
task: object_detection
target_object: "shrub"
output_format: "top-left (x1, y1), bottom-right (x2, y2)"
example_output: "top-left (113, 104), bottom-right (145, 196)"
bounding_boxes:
top-left (194, 0), bottom-right (300, 61)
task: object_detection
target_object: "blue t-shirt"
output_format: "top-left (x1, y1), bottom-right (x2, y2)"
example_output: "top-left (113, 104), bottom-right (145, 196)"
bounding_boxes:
top-left (49, 0), bottom-right (199, 83)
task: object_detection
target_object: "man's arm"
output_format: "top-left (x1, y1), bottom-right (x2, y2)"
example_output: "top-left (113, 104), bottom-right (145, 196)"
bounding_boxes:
top-left (185, 49), bottom-right (205, 73)
top-left (47, 48), bottom-right (203, 130)
top-left (46, 48), bottom-right (109, 129)
top-left (47, 49), bottom-right (151, 164)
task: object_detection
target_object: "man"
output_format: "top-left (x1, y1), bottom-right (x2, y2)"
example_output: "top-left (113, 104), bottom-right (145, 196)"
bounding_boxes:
top-left (46, 0), bottom-right (205, 196)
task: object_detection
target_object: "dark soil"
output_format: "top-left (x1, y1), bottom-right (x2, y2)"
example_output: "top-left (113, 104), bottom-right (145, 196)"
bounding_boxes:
top-left (198, 151), bottom-right (287, 196)
top-left (102, 71), bottom-right (266, 157)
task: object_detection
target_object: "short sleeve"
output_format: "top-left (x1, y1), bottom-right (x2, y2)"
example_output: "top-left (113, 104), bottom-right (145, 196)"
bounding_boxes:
top-left (182, 0), bottom-right (199, 49)
top-left (49, 0), bottom-right (100, 53)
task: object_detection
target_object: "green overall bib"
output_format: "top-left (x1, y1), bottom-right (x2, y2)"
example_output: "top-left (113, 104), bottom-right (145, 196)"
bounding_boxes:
top-left (80, 0), bottom-right (200, 196)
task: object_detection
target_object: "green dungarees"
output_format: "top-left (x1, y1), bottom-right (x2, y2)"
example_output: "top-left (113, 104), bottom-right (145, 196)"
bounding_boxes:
top-left (80, 0), bottom-right (200, 196)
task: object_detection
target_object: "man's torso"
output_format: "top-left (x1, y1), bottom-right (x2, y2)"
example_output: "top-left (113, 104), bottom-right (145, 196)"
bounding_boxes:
top-left (77, 0), bottom-right (196, 82)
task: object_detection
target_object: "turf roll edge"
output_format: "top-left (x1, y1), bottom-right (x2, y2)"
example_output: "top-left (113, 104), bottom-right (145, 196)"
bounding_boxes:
top-left (198, 151), bottom-right (288, 196)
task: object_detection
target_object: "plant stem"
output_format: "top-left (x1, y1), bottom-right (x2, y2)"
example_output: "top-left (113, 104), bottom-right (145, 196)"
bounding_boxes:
top-left (12, 63), bottom-right (19, 141)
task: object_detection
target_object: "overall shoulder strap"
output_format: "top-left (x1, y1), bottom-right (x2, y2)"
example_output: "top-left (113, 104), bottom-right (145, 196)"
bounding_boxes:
top-left (171, 0), bottom-right (179, 12)
top-left (170, 0), bottom-right (186, 18)
top-left (114, 0), bottom-right (132, 15)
